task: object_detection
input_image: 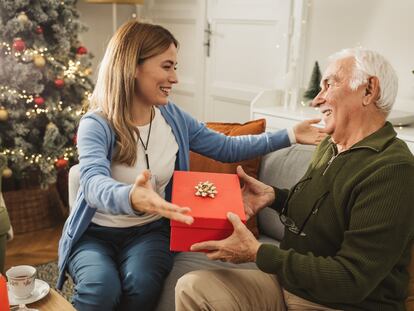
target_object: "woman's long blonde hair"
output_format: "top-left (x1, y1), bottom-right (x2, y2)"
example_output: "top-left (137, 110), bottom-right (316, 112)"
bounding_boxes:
top-left (89, 20), bottom-right (178, 165)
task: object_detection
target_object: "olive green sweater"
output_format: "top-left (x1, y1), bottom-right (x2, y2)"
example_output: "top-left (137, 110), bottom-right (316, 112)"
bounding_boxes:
top-left (256, 122), bottom-right (414, 310)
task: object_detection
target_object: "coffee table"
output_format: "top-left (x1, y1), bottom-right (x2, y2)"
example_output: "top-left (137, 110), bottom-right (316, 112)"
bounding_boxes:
top-left (28, 288), bottom-right (75, 310)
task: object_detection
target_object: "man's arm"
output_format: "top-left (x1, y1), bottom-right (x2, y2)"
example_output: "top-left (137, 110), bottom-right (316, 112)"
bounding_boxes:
top-left (256, 163), bottom-right (414, 303)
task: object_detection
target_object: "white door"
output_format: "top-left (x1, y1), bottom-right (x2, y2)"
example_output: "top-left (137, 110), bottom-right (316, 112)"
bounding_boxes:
top-left (142, 0), bottom-right (206, 120)
top-left (204, 0), bottom-right (293, 122)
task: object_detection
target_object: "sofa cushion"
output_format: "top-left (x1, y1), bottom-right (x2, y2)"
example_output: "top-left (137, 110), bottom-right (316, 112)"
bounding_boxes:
top-left (257, 144), bottom-right (315, 241)
top-left (189, 119), bottom-right (266, 237)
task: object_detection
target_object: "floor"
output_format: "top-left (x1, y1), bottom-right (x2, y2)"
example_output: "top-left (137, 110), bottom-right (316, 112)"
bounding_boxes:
top-left (5, 222), bottom-right (64, 271)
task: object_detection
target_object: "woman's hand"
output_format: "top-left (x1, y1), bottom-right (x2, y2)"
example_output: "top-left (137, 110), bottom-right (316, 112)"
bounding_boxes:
top-left (293, 118), bottom-right (326, 145)
top-left (130, 170), bottom-right (194, 225)
top-left (237, 166), bottom-right (275, 219)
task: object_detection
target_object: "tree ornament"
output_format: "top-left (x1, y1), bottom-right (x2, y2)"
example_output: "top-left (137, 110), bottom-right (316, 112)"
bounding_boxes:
top-left (55, 158), bottom-right (68, 169)
top-left (303, 61), bottom-right (322, 103)
top-left (12, 37), bottom-right (26, 52)
top-left (34, 96), bottom-right (45, 106)
top-left (33, 55), bottom-right (46, 68)
top-left (54, 78), bottom-right (65, 88)
top-left (35, 25), bottom-right (44, 34)
top-left (2, 167), bottom-right (12, 178)
top-left (76, 46), bottom-right (88, 55)
top-left (84, 68), bottom-right (92, 76)
top-left (47, 122), bottom-right (57, 130)
top-left (0, 107), bottom-right (8, 121)
top-left (17, 12), bottom-right (29, 24)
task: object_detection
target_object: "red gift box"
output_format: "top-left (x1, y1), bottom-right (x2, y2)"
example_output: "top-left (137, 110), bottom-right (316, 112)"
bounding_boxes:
top-left (170, 171), bottom-right (246, 251)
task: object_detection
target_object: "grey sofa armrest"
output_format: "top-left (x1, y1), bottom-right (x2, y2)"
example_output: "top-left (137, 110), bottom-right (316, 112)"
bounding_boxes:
top-left (257, 144), bottom-right (315, 240)
top-left (68, 164), bottom-right (80, 212)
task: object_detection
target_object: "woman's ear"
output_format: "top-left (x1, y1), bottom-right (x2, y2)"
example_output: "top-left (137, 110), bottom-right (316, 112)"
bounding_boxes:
top-left (362, 76), bottom-right (380, 107)
top-left (135, 67), bottom-right (140, 79)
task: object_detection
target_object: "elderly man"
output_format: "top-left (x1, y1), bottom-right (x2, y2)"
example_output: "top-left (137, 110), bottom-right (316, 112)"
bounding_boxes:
top-left (175, 48), bottom-right (414, 310)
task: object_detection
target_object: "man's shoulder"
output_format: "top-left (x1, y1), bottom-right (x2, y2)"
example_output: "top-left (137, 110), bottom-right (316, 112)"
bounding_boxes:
top-left (380, 137), bottom-right (414, 166)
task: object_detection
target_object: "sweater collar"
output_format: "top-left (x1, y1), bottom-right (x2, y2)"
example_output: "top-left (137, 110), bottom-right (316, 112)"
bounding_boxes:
top-left (329, 121), bottom-right (397, 153)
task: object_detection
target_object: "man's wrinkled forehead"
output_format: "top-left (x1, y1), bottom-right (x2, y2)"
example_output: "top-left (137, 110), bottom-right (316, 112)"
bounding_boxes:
top-left (321, 57), bottom-right (355, 84)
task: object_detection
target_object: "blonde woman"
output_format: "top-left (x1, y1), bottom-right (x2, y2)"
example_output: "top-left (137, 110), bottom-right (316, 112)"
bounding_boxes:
top-left (57, 21), bottom-right (323, 310)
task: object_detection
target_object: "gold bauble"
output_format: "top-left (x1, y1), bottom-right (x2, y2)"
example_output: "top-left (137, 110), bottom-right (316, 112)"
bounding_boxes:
top-left (33, 55), bottom-right (46, 68)
top-left (17, 12), bottom-right (29, 24)
top-left (0, 108), bottom-right (8, 121)
top-left (47, 122), bottom-right (57, 130)
top-left (2, 167), bottom-right (12, 178)
top-left (84, 68), bottom-right (92, 76)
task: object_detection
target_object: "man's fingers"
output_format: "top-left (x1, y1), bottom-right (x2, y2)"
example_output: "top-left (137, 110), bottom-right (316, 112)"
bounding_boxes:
top-left (227, 212), bottom-right (244, 230)
top-left (191, 241), bottom-right (219, 252)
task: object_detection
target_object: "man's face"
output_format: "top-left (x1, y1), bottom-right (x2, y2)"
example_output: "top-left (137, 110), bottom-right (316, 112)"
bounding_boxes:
top-left (311, 57), bottom-right (366, 141)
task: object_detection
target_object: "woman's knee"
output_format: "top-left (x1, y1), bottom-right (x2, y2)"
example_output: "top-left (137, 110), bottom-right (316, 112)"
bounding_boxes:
top-left (73, 275), bottom-right (122, 310)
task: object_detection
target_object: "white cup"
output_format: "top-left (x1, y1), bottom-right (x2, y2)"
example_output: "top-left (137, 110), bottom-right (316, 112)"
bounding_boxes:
top-left (6, 265), bottom-right (36, 299)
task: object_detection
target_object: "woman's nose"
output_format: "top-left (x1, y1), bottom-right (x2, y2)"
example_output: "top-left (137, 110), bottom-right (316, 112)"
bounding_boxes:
top-left (169, 70), bottom-right (178, 84)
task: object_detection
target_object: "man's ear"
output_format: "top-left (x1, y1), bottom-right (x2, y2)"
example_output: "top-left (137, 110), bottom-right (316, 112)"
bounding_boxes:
top-left (362, 76), bottom-right (380, 106)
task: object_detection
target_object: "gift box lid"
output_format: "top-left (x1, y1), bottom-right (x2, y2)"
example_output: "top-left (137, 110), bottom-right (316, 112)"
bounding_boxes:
top-left (171, 171), bottom-right (246, 229)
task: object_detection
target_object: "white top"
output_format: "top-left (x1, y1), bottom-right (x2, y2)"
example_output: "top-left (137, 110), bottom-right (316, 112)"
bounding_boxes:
top-left (91, 107), bottom-right (179, 227)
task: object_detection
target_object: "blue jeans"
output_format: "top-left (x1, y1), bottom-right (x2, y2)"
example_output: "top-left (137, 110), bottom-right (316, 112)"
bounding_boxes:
top-left (67, 218), bottom-right (173, 311)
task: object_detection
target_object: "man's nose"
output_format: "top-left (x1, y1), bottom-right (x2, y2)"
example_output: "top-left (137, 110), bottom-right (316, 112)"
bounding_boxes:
top-left (310, 91), bottom-right (325, 107)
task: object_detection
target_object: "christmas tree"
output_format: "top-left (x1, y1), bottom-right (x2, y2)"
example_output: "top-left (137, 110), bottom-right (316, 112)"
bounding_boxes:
top-left (0, 1), bottom-right (94, 188)
top-left (303, 61), bottom-right (322, 102)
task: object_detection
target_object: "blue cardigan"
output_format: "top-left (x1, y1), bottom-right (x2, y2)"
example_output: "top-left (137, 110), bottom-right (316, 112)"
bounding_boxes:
top-left (57, 101), bottom-right (290, 289)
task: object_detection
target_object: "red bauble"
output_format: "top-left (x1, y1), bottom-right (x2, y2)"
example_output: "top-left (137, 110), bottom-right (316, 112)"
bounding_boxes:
top-left (76, 46), bottom-right (88, 55)
top-left (54, 78), bottom-right (65, 88)
top-left (55, 158), bottom-right (68, 169)
top-left (12, 38), bottom-right (26, 52)
top-left (35, 26), bottom-right (43, 34)
top-left (34, 96), bottom-right (45, 106)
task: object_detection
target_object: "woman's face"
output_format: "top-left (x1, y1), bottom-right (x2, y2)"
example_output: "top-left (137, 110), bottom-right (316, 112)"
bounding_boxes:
top-left (135, 43), bottom-right (179, 107)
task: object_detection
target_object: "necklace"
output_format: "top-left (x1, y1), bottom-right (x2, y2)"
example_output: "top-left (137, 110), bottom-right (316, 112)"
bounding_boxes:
top-left (138, 107), bottom-right (154, 170)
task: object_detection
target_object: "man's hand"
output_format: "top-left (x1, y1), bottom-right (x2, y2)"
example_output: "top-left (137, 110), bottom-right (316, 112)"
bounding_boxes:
top-left (190, 212), bottom-right (261, 264)
top-left (130, 170), bottom-right (194, 225)
top-left (237, 166), bottom-right (275, 219)
top-left (293, 118), bottom-right (326, 145)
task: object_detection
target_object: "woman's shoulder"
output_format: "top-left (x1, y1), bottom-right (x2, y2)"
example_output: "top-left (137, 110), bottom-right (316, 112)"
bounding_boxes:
top-left (81, 110), bottom-right (110, 128)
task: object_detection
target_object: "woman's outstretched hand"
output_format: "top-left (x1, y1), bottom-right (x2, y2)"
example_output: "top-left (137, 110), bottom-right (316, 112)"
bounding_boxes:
top-left (130, 170), bottom-right (194, 225)
top-left (293, 118), bottom-right (326, 145)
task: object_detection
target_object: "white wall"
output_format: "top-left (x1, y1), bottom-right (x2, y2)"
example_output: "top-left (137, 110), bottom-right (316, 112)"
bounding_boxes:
top-left (304, 0), bottom-right (414, 112)
top-left (76, 0), bottom-right (137, 81)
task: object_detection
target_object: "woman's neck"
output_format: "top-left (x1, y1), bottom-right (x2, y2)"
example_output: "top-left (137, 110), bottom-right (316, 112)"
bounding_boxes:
top-left (132, 104), bottom-right (154, 126)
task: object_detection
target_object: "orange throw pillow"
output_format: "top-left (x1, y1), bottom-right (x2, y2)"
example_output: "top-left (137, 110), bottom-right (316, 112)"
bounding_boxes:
top-left (189, 119), bottom-right (266, 237)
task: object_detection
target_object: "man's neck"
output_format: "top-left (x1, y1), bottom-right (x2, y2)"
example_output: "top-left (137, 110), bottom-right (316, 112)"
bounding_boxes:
top-left (335, 119), bottom-right (385, 153)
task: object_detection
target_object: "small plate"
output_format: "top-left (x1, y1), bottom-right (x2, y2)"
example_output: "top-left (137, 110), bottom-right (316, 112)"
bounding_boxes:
top-left (7, 279), bottom-right (50, 305)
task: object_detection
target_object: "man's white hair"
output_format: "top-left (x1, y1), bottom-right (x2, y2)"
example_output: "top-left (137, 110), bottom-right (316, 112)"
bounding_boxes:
top-left (329, 48), bottom-right (398, 115)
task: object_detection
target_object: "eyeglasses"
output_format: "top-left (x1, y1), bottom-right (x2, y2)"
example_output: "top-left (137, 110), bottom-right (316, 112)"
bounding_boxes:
top-left (279, 177), bottom-right (328, 237)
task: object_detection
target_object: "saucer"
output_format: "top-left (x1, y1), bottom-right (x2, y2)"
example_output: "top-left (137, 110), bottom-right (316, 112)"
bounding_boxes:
top-left (7, 279), bottom-right (50, 305)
